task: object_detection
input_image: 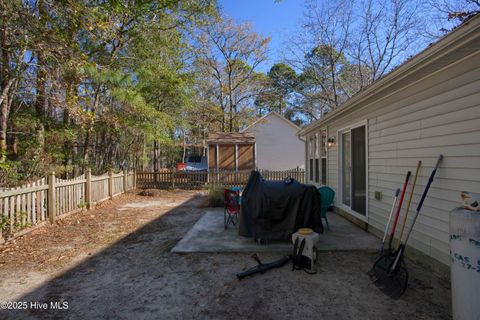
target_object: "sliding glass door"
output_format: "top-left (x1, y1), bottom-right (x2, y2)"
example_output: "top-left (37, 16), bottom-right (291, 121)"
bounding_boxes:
top-left (351, 126), bottom-right (366, 215)
top-left (340, 124), bottom-right (367, 216)
top-left (342, 132), bottom-right (351, 206)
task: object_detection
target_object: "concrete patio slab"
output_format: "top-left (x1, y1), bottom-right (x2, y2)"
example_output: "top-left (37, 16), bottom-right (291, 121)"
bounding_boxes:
top-left (172, 208), bottom-right (379, 253)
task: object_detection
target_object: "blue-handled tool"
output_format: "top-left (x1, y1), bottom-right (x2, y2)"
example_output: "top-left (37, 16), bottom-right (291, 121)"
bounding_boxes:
top-left (371, 155), bottom-right (443, 299)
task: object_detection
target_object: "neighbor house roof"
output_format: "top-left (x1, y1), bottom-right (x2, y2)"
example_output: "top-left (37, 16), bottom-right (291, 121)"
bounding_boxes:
top-left (206, 132), bottom-right (255, 144)
top-left (240, 111), bottom-right (302, 133)
top-left (298, 14), bottom-right (480, 136)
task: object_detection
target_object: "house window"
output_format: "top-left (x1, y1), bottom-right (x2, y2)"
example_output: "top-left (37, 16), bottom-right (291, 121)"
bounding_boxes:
top-left (308, 131), bottom-right (327, 185)
top-left (321, 130), bottom-right (327, 185)
top-left (310, 159), bottom-right (314, 181)
top-left (314, 133), bottom-right (320, 183)
top-left (322, 159), bottom-right (327, 184)
top-left (308, 135), bottom-right (315, 182)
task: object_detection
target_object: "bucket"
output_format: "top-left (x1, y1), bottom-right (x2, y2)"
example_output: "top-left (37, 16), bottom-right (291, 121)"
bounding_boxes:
top-left (450, 207), bottom-right (480, 320)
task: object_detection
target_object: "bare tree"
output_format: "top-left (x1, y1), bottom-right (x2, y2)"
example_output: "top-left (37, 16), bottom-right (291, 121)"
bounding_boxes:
top-left (351, 0), bottom-right (423, 81)
top-left (0, 1), bottom-right (32, 161)
top-left (303, 0), bottom-right (353, 107)
top-left (282, 0), bottom-right (361, 119)
top-left (196, 17), bottom-right (270, 132)
top-left (423, 0), bottom-right (480, 38)
top-left (281, 0), bottom-right (427, 123)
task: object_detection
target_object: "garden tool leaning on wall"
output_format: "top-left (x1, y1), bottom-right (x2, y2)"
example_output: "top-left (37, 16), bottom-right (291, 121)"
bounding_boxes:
top-left (371, 155), bottom-right (443, 299)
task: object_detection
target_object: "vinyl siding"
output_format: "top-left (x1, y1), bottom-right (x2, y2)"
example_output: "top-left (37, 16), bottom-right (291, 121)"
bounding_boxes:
top-left (245, 113), bottom-right (304, 170)
top-left (305, 51), bottom-right (480, 267)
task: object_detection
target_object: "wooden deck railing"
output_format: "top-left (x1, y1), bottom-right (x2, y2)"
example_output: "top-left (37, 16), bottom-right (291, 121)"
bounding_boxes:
top-left (0, 169), bottom-right (136, 243)
top-left (136, 169), bottom-right (305, 189)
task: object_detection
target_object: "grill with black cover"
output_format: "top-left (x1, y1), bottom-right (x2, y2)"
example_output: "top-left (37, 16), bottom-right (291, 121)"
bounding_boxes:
top-left (238, 171), bottom-right (323, 241)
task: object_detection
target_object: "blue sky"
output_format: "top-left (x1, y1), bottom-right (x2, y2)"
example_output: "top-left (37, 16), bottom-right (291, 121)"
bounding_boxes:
top-left (218, 0), bottom-right (304, 72)
top-left (217, 1), bottom-right (462, 75)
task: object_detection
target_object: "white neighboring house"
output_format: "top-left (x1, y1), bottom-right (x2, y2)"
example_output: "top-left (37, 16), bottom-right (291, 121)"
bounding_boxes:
top-left (242, 111), bottom-right (305, 170)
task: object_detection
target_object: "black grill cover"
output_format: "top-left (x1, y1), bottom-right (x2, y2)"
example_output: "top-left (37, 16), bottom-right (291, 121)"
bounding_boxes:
top-left (238, 171), bottom-right (323, 240)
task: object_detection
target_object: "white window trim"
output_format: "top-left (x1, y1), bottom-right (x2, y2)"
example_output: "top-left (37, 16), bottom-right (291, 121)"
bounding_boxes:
top-left (320, 128), bottom-right (327, 186)
top-left (314, 132), bottom-right (319, 183)
top-left (307, 134), bottom-right (315, 183)
top-left (337, 120), bottom-right (369, 222)
top-left (306, 129), bottom-right (329, 186)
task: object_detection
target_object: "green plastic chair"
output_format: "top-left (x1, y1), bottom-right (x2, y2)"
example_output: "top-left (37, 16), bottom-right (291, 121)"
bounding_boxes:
top-left (317, 186), bottom-right (335, 230)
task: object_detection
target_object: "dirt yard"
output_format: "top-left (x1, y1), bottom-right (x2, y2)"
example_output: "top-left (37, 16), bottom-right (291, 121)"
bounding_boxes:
top-left (0, 190), bottom-right (451, 319)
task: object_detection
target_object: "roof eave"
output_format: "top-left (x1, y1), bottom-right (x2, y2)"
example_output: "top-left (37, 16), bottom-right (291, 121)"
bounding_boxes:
top-left (241, 111), bottom-right (302, 133)
top-left (298, 15), bottom-right (480, 137)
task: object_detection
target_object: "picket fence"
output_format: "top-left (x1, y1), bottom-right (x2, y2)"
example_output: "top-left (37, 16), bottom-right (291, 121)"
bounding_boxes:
top-left (1, 168), bottom-right (303, 243)
top-left (136, 169), bottom-right (305, 189)
top-left (0, 169), bottom-right (136, 243)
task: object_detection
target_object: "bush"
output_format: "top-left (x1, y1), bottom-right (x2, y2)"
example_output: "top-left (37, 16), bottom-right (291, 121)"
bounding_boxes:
top-left (208, 185), bottom-right (224, 207)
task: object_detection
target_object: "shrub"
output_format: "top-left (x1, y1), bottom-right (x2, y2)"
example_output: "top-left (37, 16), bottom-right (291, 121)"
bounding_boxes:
top-left (208, 185), bottom-right (224, 207)
top-left (0, 215), bottom-right (10, 233)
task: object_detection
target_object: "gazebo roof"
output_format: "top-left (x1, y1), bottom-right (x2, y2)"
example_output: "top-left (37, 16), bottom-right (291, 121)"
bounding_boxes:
top-left (207, 132), bottom-right (255, 144)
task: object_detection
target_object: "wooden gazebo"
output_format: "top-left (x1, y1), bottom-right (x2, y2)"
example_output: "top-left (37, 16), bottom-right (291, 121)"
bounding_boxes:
top-left (206, 132), bottom-right (256, 172)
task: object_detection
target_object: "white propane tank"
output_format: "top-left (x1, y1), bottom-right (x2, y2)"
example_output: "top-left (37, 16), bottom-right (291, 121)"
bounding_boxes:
top-left (450, 207), bottom-right (480, 320)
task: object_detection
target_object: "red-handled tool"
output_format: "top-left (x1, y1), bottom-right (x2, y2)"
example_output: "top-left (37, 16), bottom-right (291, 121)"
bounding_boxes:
top-left (387, 171), bottom-right (411, 252)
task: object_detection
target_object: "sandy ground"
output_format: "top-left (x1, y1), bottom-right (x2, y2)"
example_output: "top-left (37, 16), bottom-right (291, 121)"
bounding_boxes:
top-left (0, 190), bottom-right (451, 320)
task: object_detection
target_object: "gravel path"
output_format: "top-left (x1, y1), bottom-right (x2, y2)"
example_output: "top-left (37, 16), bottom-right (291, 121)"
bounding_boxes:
top-left (0, 190), bottom-right (451, 319)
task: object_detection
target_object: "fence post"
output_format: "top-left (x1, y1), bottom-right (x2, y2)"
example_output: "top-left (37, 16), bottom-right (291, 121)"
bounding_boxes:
top-left (0, 196), bottom-right (5, 243)
top-left (108, 169), bottom-right (113, 199)
top-left (171, 170), bottom-right (175, 189)
top-left (123, 169), bottom-right (127, 193)
top-left (48, 172), bottom-right (56, 223)
top-left (133, 168), bottom-right (137, 189)
top-left (85, 169), bottom-right (92, 209)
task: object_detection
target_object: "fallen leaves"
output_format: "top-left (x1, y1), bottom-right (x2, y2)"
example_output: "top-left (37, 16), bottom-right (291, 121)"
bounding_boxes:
top-left (0, 190), bottom-right (198, 276)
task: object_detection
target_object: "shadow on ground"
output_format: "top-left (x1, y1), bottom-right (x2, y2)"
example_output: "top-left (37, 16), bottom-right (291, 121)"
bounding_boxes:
top-left (0, 196), bottom-right (451, 320)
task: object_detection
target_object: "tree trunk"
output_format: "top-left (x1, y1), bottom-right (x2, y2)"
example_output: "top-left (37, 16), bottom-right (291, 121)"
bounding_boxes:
top-left (7, 134), bottom-right (18, 161)
top-left (36, 124), bottom-right (44, 160)
top-left (153, 140), bottom-right (160, 172)
top-left (35, 52), bottom-right (47, 160)
top-left (72, 142), bottom-right (80, 177)
top-left (330, 59), bottom-right (338, 108)
top-left (182, 130), bottom-right (187, 163)
top-left (0, 0), bottom-right (10, 161)
top-left (83, 85), bottom-right (100, 166)
top-left (35, 52), bottom-right (46, 119)
top-left (0, 98), bottom-right (9, 162)
top-left (63, 82), bottom-right (75, 177)
top-left (0, 79), bottom-right (14, 161)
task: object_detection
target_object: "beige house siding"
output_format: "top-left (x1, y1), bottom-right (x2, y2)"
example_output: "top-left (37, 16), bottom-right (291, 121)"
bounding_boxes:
top-left (305, 50), bottom-right (480, 267)
top-left (244, 112), bottom-right (305, 170)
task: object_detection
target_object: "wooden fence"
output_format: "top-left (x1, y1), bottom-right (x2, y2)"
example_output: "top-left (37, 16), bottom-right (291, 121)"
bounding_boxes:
top-left (1, 168), bottom-right (302, 243)
top-left (136, 169), bottom-right (305, 189)
top-left (0, 169), bottom-right (136, 243)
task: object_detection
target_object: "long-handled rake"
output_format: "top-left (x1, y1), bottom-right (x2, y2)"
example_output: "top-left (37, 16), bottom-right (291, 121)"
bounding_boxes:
top-left (396, 161), bottom-right (422, 249)
top-left (372, 155), bottom-right (443, 299)
top-left (386, 171), bottom-right (411, 253)
top-left (380, 188), bottom-right (401, 255)
top-left (366, 188), bottom-right (400, 277)
top-left (368, 171), bottom-right (409, 277)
